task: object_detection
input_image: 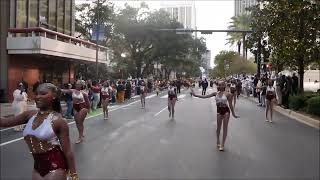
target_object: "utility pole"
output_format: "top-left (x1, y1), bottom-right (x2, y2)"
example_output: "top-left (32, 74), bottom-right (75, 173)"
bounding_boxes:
top-left (95, 0), bottom-right (100, 79)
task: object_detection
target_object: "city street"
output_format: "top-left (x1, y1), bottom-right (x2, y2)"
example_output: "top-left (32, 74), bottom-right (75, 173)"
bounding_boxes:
top-left (0, 87), bottom-right (319, 179)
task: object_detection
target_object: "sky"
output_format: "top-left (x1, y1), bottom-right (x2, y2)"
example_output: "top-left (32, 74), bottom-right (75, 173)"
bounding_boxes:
top-left (75, 0), bottom-right (236, 68)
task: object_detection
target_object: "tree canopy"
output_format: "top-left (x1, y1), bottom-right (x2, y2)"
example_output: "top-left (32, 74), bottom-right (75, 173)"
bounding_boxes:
top-left (75, 1), bottom-right (207, 80)
top-left (247, 0), bottom-right (320, 93)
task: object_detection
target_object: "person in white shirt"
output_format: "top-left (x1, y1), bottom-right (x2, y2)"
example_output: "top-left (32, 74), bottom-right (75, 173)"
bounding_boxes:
top-left (12, 83), bottom-right (28, 131)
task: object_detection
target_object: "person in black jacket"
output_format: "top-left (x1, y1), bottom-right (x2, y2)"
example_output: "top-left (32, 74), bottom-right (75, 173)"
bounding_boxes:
top-left (292, 73), bottom-right (298, 95)
top-left (201, 79), bottom-right (209, 95)
top-left (125, 80), bottom-right (132, 100)
top-left (176, 79), bottom-right (182, 94)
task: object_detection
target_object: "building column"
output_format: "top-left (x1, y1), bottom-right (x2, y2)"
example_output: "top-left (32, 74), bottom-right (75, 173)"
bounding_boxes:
top-left (0, 0), bottom-right (10, 102)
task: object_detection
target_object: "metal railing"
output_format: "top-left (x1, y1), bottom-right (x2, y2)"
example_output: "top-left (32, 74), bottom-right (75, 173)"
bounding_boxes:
top-left (7, 27), bottom-right (107, 52)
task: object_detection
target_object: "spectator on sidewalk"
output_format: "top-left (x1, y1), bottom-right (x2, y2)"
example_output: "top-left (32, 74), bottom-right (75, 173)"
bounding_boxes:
top-left (260, 77), bottom-right (267, 107)
top-left (91, 81), bottom-right (101, 111)
top-left (176, 79), bottom-right (182, 94)
top-left (281, 75), bottom-right (290, 109)
top-left (12, 83), bottom-right (28, 131)
top-left (125, 80), bottom-right (132, 100)
top-left (63, 84), bottom-right (73, 119)
top-left (256, 76), bottom-right (262, 105)
top-left (292, 73), bottom-right (298, 95)
top-left (275, 74), bottom-right (282, 105)
top-left (117, 81), bottom-right (125, 103)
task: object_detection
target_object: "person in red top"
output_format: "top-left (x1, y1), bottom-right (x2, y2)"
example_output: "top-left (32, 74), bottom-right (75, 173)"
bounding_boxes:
top-left (91, 81), bottom-right (101, 111)
top-left (101, 81), bottom-right (111, 120)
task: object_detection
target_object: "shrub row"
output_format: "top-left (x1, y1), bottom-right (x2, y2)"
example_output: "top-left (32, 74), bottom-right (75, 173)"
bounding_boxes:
top-left (288, 92), bottom-right (320, 117)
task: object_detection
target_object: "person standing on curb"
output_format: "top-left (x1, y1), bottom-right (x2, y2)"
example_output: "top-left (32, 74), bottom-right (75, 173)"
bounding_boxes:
top-left (63, 84), bottom-right (73, 119)
top-left (12, 83), bottom-right (28, 131)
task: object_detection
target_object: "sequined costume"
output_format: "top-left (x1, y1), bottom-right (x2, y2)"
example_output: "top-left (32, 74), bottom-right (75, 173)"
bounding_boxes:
top-left (23, 113), bottom-right (68, 177)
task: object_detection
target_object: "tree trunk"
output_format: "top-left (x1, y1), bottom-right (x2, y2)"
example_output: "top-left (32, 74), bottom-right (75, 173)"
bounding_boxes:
top-left (298, 58), bottom-right (304, 94)
top-left (237, 41), bottom-right (241, 55)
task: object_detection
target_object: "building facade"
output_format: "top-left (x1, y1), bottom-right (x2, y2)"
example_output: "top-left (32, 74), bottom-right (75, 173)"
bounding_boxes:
top-left (0, 0), bottom-right (109, 102)
top-left (160, 0), bottom-right (196, 29)
top-left (201, 50), bottom-right (211, 73)
top-left (234, 0), bottom-right (257, 16)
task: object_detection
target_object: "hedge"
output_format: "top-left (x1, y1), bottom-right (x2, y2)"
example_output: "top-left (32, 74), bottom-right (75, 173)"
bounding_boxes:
top-left (289, 96), bottom-right (307, 111)
top-left (306, 96), bottom-right (320, 116)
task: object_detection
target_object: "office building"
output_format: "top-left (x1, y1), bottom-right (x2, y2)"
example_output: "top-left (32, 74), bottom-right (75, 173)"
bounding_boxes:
top-left (160, 1), bottom-right (196, 29)
top-left (0, 0), bottom-right (109, 102)
top-left (234, 0), bottom-right (257, 16)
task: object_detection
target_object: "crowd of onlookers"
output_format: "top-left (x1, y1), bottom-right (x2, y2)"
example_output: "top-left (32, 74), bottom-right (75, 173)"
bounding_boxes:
top-left (239, 73), bottom-right (300, 109)
top-left (10, 77), bottom-right (197, 124)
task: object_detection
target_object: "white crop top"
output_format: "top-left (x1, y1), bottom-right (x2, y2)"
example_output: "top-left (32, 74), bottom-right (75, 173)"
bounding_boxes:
top-left (23, 113), bottom-right (60, 146)
top-left (168, 86), bottom-right (176, 95)
top-left (215, 93), bottom-right (228, 105)
top-left (267, 86), bottom-right (275, 92)
top-left (101, 87), bottom-right (110, 95)
top-left (72, 90), bottom-right (84, 102)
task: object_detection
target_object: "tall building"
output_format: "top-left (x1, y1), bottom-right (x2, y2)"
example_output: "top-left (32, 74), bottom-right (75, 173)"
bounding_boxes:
top-left (0, 0), bottom-right (109, 102)
top-left (160, 1), bottom-right (196, 29)
top-left (234, 0), bottom-right (257, 16)
top-left (201, 50), bottom-right (211, 72)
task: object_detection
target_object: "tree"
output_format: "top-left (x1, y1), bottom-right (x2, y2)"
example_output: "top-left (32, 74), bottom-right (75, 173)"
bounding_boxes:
top-left (226, 14), bottom-right (252, 55)
top-left (211, 51), bottom-right (256, 78)
top-left (248, 0), bottom-right (320, 93)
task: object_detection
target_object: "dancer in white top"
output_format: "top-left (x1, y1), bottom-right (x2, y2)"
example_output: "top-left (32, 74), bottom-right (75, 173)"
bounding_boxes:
top-left (0, 83), bottom-right (78, 180)
top-left (140, 81), bottom-right (147, 109)
top-left (61, 80), bottom-right (90, 144)
top-left (266, 79), bottom-right (276, 123)
top-left (12, 83), bottom-right (28, 131)
top-left (101, 82), bottom-right (111, 120)
top-left (192, 81), bottom-right (239, 151)
top-left (167, 81), bottom-right (177, 119)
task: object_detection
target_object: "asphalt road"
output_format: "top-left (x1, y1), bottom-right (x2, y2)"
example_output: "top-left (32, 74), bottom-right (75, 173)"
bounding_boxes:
top-left (0, 87), bottom-right (319, 179)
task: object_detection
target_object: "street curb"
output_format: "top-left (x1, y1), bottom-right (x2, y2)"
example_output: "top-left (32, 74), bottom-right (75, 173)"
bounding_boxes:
top-left (240, 94), bottom-right (320, 129)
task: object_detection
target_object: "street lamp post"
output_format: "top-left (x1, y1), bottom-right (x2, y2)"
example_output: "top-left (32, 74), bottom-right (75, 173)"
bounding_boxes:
top-left (95, 0), bottom-right (100, 80)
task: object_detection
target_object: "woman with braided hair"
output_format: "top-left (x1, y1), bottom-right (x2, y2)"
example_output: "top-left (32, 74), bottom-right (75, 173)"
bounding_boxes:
top-left (0, 83), bottom-right (79, 180)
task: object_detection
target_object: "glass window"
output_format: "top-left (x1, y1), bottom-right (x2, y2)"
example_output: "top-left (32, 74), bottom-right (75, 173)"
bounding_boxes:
top-left (65, 0), bottom-right (71, 35)
top-left (29, 0), bottom-right (38, 27)
top-left (49, 0), bottom-right (57, 30)
top-left (57, 0), bottom-right (64, 33)
top-left (40, 0), bottom-right (48, 28)
top-left (16, 0), bottom-right (27, 28)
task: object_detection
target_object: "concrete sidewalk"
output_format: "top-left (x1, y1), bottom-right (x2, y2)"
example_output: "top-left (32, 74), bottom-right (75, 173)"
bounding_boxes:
top-left (241, 94), bottom-right (320, 129)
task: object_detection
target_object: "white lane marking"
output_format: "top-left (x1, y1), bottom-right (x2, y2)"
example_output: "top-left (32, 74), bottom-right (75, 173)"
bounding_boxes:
top-left (0, 127), bottom-right (16, 132)
top-left (161, 94), bottom-right (168, 98)
top-left (0, 105), bottom-right (119, 132)
top-left (0, 137), bottom-right (24, 146)
top-left (178, 94), bottom-right (186, 99)
top-left (146, 94), bottom-right (156, 99)
top-left (0, 94), bottom-right (156, 147)
top-left (154, 106), bottom-right (168, 117)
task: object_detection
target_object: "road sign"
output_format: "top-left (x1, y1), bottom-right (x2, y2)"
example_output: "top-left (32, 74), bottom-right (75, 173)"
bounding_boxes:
top-left (91, 24), bottom-right (105, 41)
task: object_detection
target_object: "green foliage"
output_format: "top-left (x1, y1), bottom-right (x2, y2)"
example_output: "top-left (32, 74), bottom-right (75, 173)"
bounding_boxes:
top-left (288, 92), bottom-right (319, 112)
top-left (226, 14), bottom-right (251, 47)
top-left (210, 50), bottom-right (256, 78)
top-left (75, 1), bottom-right (207, 80)
top-left (289, 95), bottom-right (307, 111)
top-left (248, 0), bottom-right (320, 93)
top-left (306, 96), bottom-right (320, 116)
